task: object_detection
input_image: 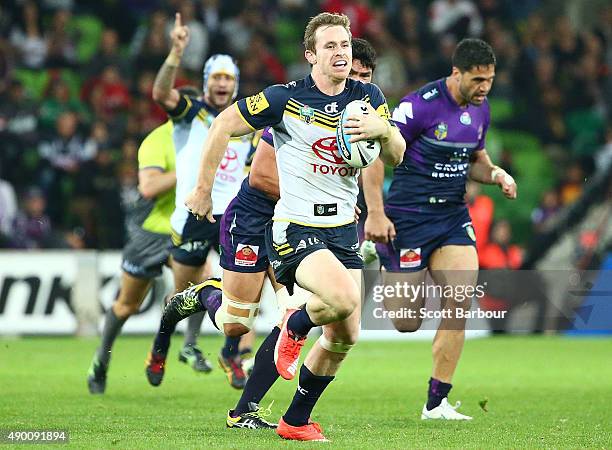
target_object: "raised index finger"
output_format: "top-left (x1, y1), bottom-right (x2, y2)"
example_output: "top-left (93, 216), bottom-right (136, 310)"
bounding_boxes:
top-left (175, 12), bottom-right (182, 28)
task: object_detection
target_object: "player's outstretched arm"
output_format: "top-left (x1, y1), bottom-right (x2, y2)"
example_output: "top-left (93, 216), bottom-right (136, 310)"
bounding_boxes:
top-left (152, 12), bottom-right (189, 110)
top-left (185, 104), bottom-right (255, 222)
top-left (469, 149), bottom-right (517, 199)
top-left (362, 159), bottom-right (396, 243)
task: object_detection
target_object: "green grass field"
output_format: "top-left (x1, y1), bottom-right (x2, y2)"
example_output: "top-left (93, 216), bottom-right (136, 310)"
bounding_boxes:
top-left (1, 335), bottom-right (611, 449)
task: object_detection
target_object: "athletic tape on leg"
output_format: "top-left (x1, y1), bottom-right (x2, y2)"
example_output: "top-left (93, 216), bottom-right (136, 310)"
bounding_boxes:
top-left (215, 293), bottom-right (259, 330)
top-left (317, 334), bottom-right (354, 353)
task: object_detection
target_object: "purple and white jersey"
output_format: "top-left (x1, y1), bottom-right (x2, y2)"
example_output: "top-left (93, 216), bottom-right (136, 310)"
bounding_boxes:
top-left (388, 78), bottom-right (490, 208)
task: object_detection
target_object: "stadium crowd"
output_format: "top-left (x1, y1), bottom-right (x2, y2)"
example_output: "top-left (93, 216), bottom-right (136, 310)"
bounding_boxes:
top-left (0, 0), bottom-right (610, 256)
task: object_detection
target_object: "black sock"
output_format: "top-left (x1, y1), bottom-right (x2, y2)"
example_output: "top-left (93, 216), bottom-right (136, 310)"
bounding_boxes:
top-left (287, 308), bottom-right (316, 337)
top-left (201, 289), bottom-right (222, 330)
top-left (96, 307), bottom-right (127, 366)
top-left (233, 327), bottom-right (280, 416)
top-left (427, 377), bottom-right (452, 410)
top-left (151, 288), bottom-right (207, 355)
top-left (221, 336), bottom-right (241, 359)
top-left (283, 365), bottom-right (334, 427)
top-left (239, 347), bottom-right (253, 359)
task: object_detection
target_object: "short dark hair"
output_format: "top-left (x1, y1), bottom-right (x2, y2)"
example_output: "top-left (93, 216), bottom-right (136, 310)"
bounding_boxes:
top-left (352, 37), bottom-right (377, 71)
top-left (452, 38), bottom-right (496, 72)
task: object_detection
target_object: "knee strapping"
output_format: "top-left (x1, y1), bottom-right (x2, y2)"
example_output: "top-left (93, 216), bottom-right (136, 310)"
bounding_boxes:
top-left (317, 334), bottom-right (354, 353)
top-left (214, 293), bottom-right (259, 331)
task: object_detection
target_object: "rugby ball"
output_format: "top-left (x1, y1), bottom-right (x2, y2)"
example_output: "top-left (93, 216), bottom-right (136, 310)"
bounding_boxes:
top-left (336, 100), bottom-right (381, 168)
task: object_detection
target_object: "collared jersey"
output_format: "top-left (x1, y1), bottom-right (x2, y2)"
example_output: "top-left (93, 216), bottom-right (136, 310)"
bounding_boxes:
top-left (388, 78), bottom-right (490, 208)
top-left (127, 120), bottom-right (175, 235)
top-left (236, 75), bottom-right (392, 227)
top-left (168, 95), bottom-right (254, 232)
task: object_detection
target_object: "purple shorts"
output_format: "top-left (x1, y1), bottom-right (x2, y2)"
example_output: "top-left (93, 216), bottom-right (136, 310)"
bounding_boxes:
top-left (219, 177), bottom-right (276, 273)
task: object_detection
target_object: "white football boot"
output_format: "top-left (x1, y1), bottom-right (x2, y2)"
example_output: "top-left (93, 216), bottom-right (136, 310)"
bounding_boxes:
top-left (421, 398), bottom-right (473, 420)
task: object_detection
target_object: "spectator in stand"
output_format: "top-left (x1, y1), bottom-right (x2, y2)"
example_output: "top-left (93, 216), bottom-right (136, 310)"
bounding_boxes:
top-left (531, 189), bottom-right (561, 234)
top-left (88, 65), bottom-right (131, 122)
top-left (39, 78), bottom-right (90, 131)
top-left (0, 80), bottom-right (39, 187)
top-left (0, 37), bottom-right (13, 97)
top-left (466, 181), bottom-right (494, 254)
top-left (558, 162), bottom-right (585, 206)
top-left (429, 0), bottom-right (483, 39)
top-left (38, 111), bottom-right (97, 225)
top-left (87, 28), bottom-right (125, 77)
top-left (45, 9), bottom-right (77, 68)
top-left (12, 187), bottom-right (53, 249)
top-left (9, 1), bottom-right (47, 70)
top-left (131, 71), bottom-right (167, 132)
top-left (131, 10), bottom-right (171, 72)
top-left (0, 166), bottom-right (17, 248)
top-left (479, 219), bottom-right (523, 269)
top-left (245, 35), bottom-right (286, 84)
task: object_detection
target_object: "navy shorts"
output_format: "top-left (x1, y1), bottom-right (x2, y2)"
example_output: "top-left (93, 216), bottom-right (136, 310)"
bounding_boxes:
top-left (376, 205), bottom-right (476, 272)
top-left (219, 178), bottom-right (276, 273)
top-left (266, 220), bottom-right (363, 293)
top-left (170, 213), bottom-right (222, 266)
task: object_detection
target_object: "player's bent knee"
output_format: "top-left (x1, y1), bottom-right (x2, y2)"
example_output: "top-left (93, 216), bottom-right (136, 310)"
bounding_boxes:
top-left (318, 334), bottom-right (356, 353)
top-left (113, 299), bottom-right (141, 318)
top-left (215, 293), bottom-right (259, 337)
top-left (325, 287), bottom-right (360, 320)
top-left (223, 323), bottom-right (250, 337)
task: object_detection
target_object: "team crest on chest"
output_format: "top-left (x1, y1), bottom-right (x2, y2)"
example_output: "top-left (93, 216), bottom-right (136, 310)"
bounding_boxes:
top-left (299, 105), bottom-right (315, 124)
top-left (434, 122), bottom-right (448, 140)
top-left (460, 111), bottom-right (471, 125)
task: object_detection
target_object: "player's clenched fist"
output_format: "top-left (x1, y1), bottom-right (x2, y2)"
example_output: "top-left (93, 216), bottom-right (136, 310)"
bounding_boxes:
top-left (492, 167), bottom-right (518, 199)
top-left (170, 12), bottom-right (190, 54)
top-left (185, 188), bottom-right (215, 223)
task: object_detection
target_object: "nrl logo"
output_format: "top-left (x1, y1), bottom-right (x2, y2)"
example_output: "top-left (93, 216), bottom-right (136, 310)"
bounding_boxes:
top-left (299, 105), bottom-right (315, 124)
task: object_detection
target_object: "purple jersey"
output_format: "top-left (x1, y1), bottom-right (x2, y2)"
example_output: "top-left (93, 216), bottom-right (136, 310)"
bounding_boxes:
top-left (387, 78), bottom-right (490, 208)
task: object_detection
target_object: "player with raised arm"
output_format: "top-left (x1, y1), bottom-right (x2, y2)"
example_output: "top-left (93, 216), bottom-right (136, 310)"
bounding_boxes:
top-left (185, 13), bottom-right (405, 441)
top-left (363, 38), bottom-right (516, 420)
top-left (145, 13), bottom-right (252, 389)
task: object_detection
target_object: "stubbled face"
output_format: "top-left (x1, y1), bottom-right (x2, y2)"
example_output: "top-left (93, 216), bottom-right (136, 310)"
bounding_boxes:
top-left (455, 64), bottom-right (495, 106)
top-left (307, 25), bottom-right (352, 82)
top-left (349, 58), bottom-right (373, 83)
top-left (205, 73), bottom-right (236, 110)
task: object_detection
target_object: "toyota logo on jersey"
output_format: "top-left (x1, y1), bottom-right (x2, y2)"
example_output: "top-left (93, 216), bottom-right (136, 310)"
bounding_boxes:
top-left (219, 148), bottom-right (239, 172)
top-left (312, 137), bottom-right (345, 165)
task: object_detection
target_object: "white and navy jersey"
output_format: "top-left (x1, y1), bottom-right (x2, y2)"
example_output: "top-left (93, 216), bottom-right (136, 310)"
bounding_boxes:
top-left (236, 75), bottom-right (392, 227)
top-left (168, 95), bottom-right (254, 233)
top-left (388, 79), bottom-right (491, 209)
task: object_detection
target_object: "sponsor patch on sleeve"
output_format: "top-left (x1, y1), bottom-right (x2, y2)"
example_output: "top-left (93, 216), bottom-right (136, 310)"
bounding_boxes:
top-left (376, 103), bottom-right (391, 120)
top-left (246, 92), bottom-right (270, 115)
